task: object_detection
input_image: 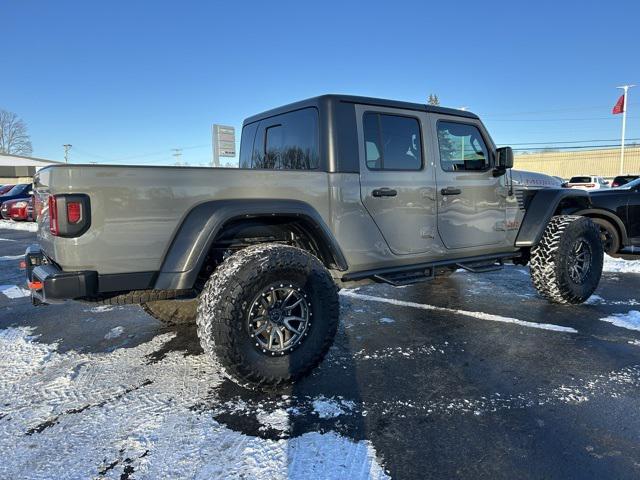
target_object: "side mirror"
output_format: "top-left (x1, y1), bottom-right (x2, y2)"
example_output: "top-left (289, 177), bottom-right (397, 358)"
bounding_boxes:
top-left (497, 146), bottom-right (514, 169)
top-left (493, 146), bottom-right (513, 177)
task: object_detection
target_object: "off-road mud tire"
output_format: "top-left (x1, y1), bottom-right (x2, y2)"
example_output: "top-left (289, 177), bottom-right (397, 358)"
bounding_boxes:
top-left (530, 215), bottom-right (603, 304)
top-left (196, 243), bottom-right (339, 389)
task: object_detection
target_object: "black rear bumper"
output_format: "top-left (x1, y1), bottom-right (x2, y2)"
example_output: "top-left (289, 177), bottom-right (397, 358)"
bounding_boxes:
top-left (25, 245), bottom-right (97, 304)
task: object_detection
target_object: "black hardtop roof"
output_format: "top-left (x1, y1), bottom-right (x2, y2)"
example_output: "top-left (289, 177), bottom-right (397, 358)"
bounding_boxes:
top-left (243, 94), bottom-right (480, 125)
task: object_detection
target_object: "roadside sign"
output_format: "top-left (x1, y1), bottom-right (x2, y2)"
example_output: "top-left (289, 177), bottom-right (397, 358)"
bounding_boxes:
top-left (212, 124), bottom-right (236, 166)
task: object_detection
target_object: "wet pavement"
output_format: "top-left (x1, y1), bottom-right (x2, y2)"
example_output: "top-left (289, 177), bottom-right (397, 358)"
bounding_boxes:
top-left (1, 226), bottom-right (640, 479)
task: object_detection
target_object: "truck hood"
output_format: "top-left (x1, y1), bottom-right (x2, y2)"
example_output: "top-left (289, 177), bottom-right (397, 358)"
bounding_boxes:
top-left (510, 170), bottom-right (564, 189)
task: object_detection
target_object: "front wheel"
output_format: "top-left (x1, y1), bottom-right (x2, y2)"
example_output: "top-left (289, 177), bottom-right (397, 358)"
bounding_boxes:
top-left (196, 244), bottom-right (339, 388)
top-left (590, 217), bottom-right (621, 256)
top-left (529, 215), bottom-right (603, 304)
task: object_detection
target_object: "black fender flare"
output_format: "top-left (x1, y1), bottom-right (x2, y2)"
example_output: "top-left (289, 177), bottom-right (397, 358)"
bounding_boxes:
top-left (515, 189), bottom-right (590, 247)
top-left (154, 199), bottom-right (348, 290)
top-left (572, 208), bottom-right (630, 246)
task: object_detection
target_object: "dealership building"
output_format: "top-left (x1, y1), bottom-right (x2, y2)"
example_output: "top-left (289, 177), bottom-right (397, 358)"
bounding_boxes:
top-left (0, 153), bottom-right (62, 184)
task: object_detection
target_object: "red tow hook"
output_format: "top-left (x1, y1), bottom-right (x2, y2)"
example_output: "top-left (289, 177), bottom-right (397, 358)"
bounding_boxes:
top-left (27, 281), bottom-right (43, 291)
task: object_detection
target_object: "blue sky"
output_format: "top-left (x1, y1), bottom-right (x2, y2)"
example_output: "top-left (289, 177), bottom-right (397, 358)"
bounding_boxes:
top-left (2, 0), bottom-right (639, 165)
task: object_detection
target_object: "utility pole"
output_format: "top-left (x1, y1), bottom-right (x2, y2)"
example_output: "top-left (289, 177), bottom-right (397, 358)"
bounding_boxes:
top-left (172, 148), bottom-right (183, 165)
top-left (617, 84), bottom-right (635, 175)
top-left (63, 144), bottom-right (72, 163)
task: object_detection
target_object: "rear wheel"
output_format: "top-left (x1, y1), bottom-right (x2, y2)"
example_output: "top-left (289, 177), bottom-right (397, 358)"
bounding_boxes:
top-left (530, 215), bottom-right (603, 304)
top-left (196, 244), bottom-right (339, 389)
top-left (590, 217), bottom-right (620, 256)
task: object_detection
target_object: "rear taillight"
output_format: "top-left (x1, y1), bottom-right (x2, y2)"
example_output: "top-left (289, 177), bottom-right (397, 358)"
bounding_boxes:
top-left (49, 195), bottom-right (59, 235)
top-left (612, 182), bottom-right (619, 187)
top-left (67, 201), bottom-right (82, 224)
top-left (47, 194), bottom-right (90, 237)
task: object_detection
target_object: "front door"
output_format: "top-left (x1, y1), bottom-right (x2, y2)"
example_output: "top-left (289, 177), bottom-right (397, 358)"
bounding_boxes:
top-left (627, 186), bottom-right (640, 242)
top-left (357, 105), bottom-right (437, 255)
top-left (431, 117), bottom-right (506, 249)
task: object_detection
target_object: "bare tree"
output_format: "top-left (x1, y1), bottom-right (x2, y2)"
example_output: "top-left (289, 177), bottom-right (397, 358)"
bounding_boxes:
top-left (0, 109), bottom-right (33, 156)
top-left (427, 94), bottom-right (440, 106)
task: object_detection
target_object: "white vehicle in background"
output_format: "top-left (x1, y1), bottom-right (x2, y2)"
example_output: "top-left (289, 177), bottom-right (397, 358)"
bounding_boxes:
top-left (566, 176), bottom-right (610, 190)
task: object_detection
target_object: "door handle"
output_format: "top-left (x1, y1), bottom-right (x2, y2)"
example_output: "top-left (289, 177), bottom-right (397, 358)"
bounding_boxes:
top-left (440, 187), bottom-right (462, 196)
top-left (372, 188), bottom-right (398, 197)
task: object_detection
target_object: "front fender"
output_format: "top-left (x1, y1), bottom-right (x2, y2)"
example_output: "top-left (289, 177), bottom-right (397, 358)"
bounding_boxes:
top-left (515, 189), bottom-right (590, 247)
top-left (573, 208), bottom-right (630, 245)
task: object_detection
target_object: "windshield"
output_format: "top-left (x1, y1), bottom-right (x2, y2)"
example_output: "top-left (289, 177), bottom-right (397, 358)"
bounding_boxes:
top-left (0, 184), bottom-right (27, 197)
top-left (569, 176), bottom-right (592, 183)
top-left (616, 177), bottom-right (640, 189)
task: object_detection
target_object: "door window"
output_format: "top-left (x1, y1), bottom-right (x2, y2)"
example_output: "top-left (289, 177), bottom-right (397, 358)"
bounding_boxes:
top-left (363, 113), bottom-right (422, 171)
top-left (437, 122), bottom-right (489, 172)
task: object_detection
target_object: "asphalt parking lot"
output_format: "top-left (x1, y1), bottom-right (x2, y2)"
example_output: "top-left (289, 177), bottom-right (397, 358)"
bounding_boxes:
top-left (1, 225), bottom-right (640, 479)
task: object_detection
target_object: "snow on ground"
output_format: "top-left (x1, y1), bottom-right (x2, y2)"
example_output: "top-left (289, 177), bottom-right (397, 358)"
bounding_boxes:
top-left (312, 396), bottom-right (356, 419)
top-left (0, 327), bottom-right (389, 480)
top-left (603, 254), bottom-right (640, 273)
top-left (600, 311), bottom-right (640, 332)
top-left (341, 290), bottom-right (578, 333)
top-left (0, 220), bottom-right (37, 232)
top-left (0, 284), bottom-right (30, 299)
top-left (104, 326), bottom-right (125, 339)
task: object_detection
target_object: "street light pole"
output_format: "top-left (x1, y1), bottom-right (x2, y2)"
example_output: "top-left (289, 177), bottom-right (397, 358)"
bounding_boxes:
top-left (617, 84), bottom-right (635, 175)
top-left (63, 144), bottom-right (72, 163)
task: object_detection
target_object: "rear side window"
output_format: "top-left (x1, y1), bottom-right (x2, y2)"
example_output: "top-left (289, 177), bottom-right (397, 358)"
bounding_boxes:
top-left (363, 112), bottom-right (422, 170)
top-left (437, 122), bottom-right (489, 172)
top-left (242, 107), bottom-right (319, 170)
top-left (239, 123), bottom-right (258, 168)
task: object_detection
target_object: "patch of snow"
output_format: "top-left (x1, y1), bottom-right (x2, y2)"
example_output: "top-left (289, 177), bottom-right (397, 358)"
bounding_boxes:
top-left (0, 284), bottom-right (30, 299)
top-left (379, 317), bottom-right (395, 324)
top-left (255, 408), bottom-right (289, 435)
top-left (104, 326), bottom-right (125, 339)
top-left (0, 220), bottom-right (37, 232)
top-left (86, 305), bottom-right (117, 313)
top-left (0, 327), bottom-right (389, 479)
top-left (585, 294), bottom-right (604, 305)
top-left (628, 340), bottom-right (640, 347)
top-left (354, 344), bottom-right (442, 360)
top-left (312, 396), bottom-right (356, 419)
top-left (340, 290), bottom-right (578, 333)
top-left (0, 237), bottom-right (17, 242)
top-left (600, 310), bottom-right (640, 332)
top-left (603, 255), bottom-right (640, 274)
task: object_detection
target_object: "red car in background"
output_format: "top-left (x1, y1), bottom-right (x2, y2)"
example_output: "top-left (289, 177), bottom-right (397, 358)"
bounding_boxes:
top-left (1, 196), bottom-right (35, 221)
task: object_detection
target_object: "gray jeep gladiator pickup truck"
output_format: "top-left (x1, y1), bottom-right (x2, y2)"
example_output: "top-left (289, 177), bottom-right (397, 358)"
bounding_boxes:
top-left (25, 94), bottom-right (603, 388)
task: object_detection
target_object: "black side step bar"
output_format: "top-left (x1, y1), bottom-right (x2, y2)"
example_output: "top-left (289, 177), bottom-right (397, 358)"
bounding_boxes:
top-left (342, 252), bottom-right (520, 286)
top-left (373, 267), bottom-right (435, 287)
top-left (456, 258), bottom-right (504, 273)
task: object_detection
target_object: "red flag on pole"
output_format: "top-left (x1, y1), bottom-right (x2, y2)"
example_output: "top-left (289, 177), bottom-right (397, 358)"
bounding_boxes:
top-left (612, 94), bottom-right (625, 114)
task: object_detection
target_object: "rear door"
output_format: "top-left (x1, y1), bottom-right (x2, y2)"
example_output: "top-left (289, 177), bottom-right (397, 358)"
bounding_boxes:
top-left (356, 105), bottom-right (438, 255)
top-left (429, 116), bottom-right (507, 249)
